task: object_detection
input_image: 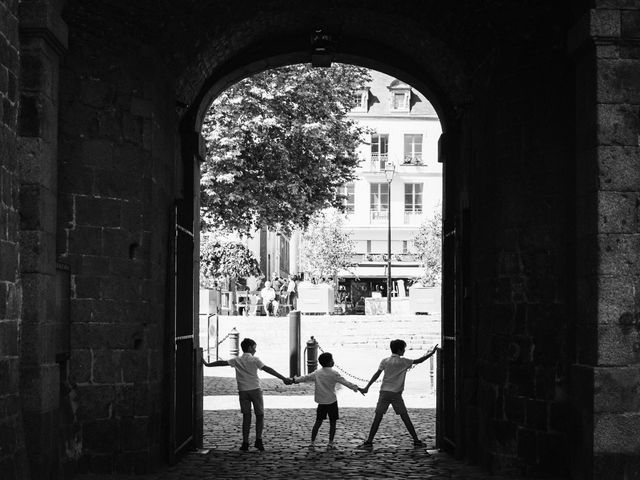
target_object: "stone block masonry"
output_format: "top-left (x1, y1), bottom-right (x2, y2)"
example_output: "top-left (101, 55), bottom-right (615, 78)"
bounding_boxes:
top-left (54, 22), bottom-right (177, 475)
top-left (2, 2), bottom-right (640, 479)
top-left (0, 0), bottom-right (28, 478)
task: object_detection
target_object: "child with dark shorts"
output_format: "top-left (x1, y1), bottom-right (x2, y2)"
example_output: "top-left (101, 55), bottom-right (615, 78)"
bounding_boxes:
top-left (292, 352), bottom-right (364, 448)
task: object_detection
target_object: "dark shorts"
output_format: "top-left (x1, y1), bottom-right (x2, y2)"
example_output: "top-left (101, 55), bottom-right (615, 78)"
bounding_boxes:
top-left (375, 390), bottom-right (408, 416)
top-left (238, 388), bottom-right (264, 416)
top-left (316, 401), bottom-right (339, 422)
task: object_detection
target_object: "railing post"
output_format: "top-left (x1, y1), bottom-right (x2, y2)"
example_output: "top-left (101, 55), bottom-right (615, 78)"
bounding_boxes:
top-left (429, 348), bottom-right (437, 393)
top-left (229, 327), bottom-right (239, 357)
top-left (289, 311), bottom-right (301, 377)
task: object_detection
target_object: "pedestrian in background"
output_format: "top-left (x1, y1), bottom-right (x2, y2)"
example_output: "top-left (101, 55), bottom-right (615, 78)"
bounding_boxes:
top-left (292, 352), bottom-right (364, 449)
top-left (203, 338), bottom-right (292, 451)
top-left (359, 339), bottom-right (438, 449)
top-left (260, 281), bottom-right (279, 316)
top-left (287, 275), bottom-right (298, 310)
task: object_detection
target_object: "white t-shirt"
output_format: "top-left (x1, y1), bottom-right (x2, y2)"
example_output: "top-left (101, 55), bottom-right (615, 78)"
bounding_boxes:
top-left (378, 354), bottom-right (414, 393)
top-left (261, 287), bottom-right (276, 303)
top-left (227, 353), bottom-right (265, 391)
top-left (295, 367), bottom-right (358, 404)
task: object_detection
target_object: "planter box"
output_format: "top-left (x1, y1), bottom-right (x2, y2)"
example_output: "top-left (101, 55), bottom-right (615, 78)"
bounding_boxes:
top-left (297, 282), bottom-right (334, 314)
top-left (409, 285), bottom-right (441, 314)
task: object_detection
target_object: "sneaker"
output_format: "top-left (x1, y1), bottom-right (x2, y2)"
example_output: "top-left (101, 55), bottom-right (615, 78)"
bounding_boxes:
top-left (413, 439), bottom-right (427, 448)
top-left (239, 442), bottom-right (249, 451)
top-left (254, 439), bottom-right (265, 451)
top-left (358, 440), bottom-right (373, 449)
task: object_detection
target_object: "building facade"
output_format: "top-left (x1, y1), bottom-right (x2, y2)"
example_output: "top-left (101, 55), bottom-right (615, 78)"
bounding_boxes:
top-left (337, 71), bottom-right (442, 310)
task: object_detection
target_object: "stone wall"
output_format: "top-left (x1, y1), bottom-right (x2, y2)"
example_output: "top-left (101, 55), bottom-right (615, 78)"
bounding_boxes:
top-left (204, 314), bottom-right (441, 372)
top-left (457, 33), bottom-right (574, 476)
top-left (56, 28), bottom-right (177, 474)
top-left (572, 4), bottom-right (640, 479)
top-left (0, 0), bottom-right (27, 478)
top-left (17, 1), bottom-right (69, 478)
top-left (3, 2), bottom-right (639, 479)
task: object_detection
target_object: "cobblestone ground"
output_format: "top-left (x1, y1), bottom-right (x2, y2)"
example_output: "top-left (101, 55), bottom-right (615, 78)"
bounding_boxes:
top-left (75, 377), bottom-right (563, 479)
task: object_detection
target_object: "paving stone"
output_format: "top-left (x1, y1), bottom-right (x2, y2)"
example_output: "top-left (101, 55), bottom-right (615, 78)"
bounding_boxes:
top-left (74, 405), bottom-right (565, 479)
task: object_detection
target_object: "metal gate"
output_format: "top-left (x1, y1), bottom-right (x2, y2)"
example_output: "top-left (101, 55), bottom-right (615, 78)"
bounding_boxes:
top-left (436, 130), bottom-right (463, 455)
top-left (438, 216), bottom-right (458, 452)
top-left (169, 141), bottom-right (199, 462)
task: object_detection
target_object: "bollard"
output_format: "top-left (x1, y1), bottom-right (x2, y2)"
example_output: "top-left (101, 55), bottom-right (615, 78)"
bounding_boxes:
top-left (229, 327), bottom-right (239, 357)
top-left (306, 336), bottom-right (318, 373)
top-left (289, 310), bottom-right (301, 377)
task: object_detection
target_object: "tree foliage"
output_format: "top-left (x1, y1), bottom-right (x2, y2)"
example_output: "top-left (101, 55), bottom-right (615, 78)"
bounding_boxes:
top-left (411, 207), bottom-right (442, 286)
top-left (200, 63), bottom-right (371, 236)
top-left (300, 208), bottom-right (356, 282)
top-left (200, 236), bottom-right (261, 289)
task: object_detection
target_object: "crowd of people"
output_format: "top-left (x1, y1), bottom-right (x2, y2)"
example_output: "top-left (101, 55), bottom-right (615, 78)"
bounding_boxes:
top-left (258, 274), bottom-right (298, 316)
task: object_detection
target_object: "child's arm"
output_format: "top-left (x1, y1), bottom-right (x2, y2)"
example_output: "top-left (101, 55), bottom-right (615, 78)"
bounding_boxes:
top-left (202, 358), bottom-right (229, 367)
top-left (361, 369), bottom-right (383, 394)
top-left (335, 374), bottom-right (361, 394)
top-left (262, 365), bottom-right (293, 384)
top-left (412, 344), bottom-right (439, 365)
top-left (292, 372), bottom-right (315, 384)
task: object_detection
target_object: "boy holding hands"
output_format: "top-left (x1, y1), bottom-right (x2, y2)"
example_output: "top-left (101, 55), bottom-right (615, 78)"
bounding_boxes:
top-left (360, 339), bottom-right (438, 449)
top-left (293, 352), bottom-right (364, 448)
top-left (203, 338), bottom-right (291, 451)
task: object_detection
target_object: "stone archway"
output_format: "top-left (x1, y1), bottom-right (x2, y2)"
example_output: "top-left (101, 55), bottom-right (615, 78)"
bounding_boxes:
top-left (177, 33), bottom-right (468, 464)
top-left (4, 1), bottom-right (639, 479)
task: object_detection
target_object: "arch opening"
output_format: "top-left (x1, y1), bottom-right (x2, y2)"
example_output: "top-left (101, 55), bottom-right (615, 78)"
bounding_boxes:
top-left (190, 58), bottom-right (446, 457)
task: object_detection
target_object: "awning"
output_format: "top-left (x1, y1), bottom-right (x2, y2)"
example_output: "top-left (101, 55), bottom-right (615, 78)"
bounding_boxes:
top-left (338, 264), bottom-right (423, 279)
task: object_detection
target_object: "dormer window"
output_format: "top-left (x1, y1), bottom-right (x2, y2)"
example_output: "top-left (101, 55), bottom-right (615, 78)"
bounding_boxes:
top-left (388, 79), bottom-right (411, 113)
top-left (351, 90), bottom-right (368, 112)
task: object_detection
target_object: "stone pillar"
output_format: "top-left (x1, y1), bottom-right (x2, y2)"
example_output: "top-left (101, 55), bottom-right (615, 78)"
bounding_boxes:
top-left (0, 0), bottom-right (28, 477)
top-left (570, 4), bottom-right (640, 479)
top-left (17, 0), bottom-right (68, 478)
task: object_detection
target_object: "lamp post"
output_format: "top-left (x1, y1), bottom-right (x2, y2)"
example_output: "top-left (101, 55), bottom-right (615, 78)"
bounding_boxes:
top-left (384, 161), bottom-right (395, 314)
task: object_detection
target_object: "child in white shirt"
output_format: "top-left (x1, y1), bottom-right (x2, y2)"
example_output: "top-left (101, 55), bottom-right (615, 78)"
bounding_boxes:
top-left (360, 339), bottom-right (438, 449)
top-left (293, 352), bottom-right (364, 448)
top-left (203, 338), bottom-right (291, 451)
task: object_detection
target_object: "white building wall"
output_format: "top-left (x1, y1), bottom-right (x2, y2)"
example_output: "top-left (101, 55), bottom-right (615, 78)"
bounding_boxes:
top-left (345, 70), bottom-right (442, 258)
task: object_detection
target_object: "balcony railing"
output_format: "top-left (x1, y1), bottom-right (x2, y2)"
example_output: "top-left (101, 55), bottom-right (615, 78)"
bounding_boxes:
top-left (369, 153), bottom-right (388, 171)
top-left (402, 154), bottom-right (423, 165)
top-left (404, 210), bottom-right (424, 224)
top-left (351, 253), bottom-right (419, 263)
top-left (370, 210), bottom-right (389, 222)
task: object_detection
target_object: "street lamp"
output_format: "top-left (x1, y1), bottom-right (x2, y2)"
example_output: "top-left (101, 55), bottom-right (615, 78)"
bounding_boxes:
top-left (384, 161), bottom-right (395, 314)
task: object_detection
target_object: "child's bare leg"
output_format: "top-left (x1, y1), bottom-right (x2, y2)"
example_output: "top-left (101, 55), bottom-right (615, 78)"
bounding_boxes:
top-left (366, 412), bottom-right (384, 442)
top-left (242, 413), bottom-right (252, 442)
top-left (329, 420), bottom-right (337, 442)
top-left (255, 413), bottom-right (264, 440)
top-left (399, 412), bottom-right (419, 441)
top-left (311, 419), bottom-right (323, 441)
